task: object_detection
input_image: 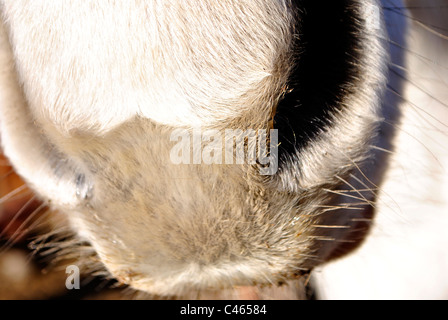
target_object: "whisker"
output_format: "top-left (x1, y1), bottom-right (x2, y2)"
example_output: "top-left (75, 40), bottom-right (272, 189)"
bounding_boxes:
top-left (322, 188), bottom-right (369, 203)
top-left (388, 70), bottom-right (448, 113)
top-left (307, 235), bottom-right (356, 243)
top-left (390, 62), bottom-right (448, 87)
top-left (351, 218), bottom-right (373, 222)
top-left (383, 2), bottom-right (448, 38)
top-left (311, 225), bottom-right (351, 229)
top-left (0, 184), bottom-right (29, 204)
top-left (0, 168), bottom-right (15, 180)
top-left (335, 175), bottom-right (376, 210)
top-left (0, 202), bottom-right (47, 255)
top-left (377, 36), bottom-right (448, 73)
top-left (0, 195), bottom-right (38, 241)
top-left (384, 118), bottom-right (445, 168)
top-left (320, 206), bottom-right (367, 213)
top-left (313, 201), bottom-right (374, 208)
top-left (370, 145), bottom-right (395, 155)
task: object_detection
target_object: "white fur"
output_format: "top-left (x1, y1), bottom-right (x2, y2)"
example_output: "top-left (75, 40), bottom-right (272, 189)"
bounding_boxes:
top-left (1, 0), bottom-right (292, 135)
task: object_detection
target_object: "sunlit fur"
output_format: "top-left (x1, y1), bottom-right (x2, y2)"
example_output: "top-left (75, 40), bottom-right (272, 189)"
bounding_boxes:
top-left (0, 0), bottom-right (447, 299)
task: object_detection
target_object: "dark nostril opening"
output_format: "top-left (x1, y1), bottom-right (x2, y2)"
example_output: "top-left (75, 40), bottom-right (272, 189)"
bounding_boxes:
top-left (274, 0), bottom-right (364, 159)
